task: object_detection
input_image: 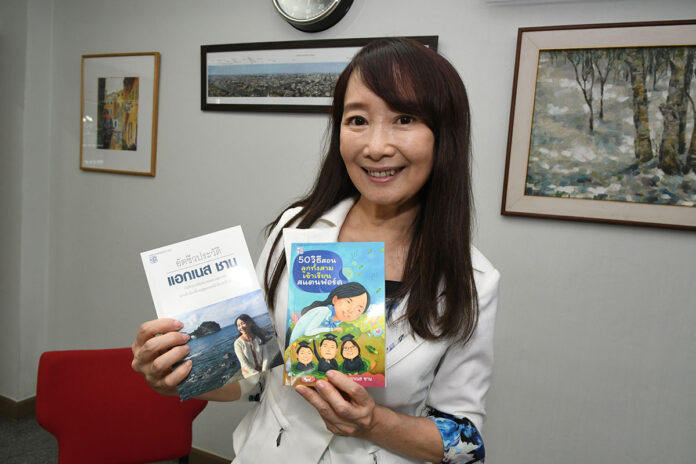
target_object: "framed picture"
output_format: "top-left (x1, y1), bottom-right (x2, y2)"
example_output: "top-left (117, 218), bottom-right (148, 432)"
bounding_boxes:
top-left (80, 52), bottom-right (160, 176)
top-left (502, 20), bottom-right (696, 230)
top-left (201, 36), bottom-right (438, 113)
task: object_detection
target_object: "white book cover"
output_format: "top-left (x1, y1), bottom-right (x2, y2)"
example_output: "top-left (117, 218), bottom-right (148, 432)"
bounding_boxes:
top-left (141, 226), bottom-right (281, 400)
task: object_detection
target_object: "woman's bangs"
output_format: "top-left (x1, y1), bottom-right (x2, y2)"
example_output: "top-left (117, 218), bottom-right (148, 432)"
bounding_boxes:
top-left (356, 58), bottom-right (425, 118)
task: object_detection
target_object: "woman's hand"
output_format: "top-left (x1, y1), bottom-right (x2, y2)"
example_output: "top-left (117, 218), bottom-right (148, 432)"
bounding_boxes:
top-left (131, 318), bottom-right (192, 396)
top-left (297, 370), bottom-right (444, 462)
top-left (296, 370), bottom-right (378, 438)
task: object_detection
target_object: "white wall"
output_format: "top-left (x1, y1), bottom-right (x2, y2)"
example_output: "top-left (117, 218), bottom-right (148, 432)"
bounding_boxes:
top-left (3, 0), bottom-right (695, 462)
top-left (0, 0), bottom-right (28, 401)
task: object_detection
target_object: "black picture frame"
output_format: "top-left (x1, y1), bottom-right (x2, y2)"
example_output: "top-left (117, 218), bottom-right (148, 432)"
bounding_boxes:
top-left (201, 36), bottom-right (438, 113)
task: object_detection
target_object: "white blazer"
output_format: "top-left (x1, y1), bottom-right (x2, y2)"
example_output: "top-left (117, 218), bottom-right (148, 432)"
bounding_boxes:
top-left (232, 198), bottom-right (500, 464)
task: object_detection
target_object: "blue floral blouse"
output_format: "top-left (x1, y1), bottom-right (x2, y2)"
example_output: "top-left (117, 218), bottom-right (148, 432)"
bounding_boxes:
top-left (426, 407), bottom-right (485, 463)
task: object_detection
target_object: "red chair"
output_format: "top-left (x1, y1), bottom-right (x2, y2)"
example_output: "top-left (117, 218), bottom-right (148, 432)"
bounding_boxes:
top-left (36, 348), bottom-right (207, 464)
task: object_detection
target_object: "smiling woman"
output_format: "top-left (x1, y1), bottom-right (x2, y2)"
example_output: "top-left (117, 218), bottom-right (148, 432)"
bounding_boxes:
top-left (339, 73), bottom-right (435, 213)
top-left (132, 37), bottom-right (499, 464)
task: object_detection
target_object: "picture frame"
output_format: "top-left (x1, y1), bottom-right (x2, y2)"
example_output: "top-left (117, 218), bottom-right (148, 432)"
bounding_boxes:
top-left (502, 20), bottom-right (696, 230)
top-left (80, 52), bottom-right (160, 176)
top-left (200, 36), bottom-right (438, 113)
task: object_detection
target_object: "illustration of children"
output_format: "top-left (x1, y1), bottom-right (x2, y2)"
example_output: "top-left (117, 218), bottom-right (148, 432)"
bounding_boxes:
top-left (339, 334), bottom-right (368, 374)
top-left (292, 341), bottom-right (316, 373)
top-left (316, 333), bottom-right (339, 373)
top-left (289, 282), bottom-right (370, 344)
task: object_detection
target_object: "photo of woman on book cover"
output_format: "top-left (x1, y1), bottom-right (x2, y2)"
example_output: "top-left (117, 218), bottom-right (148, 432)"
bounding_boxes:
top-left (234, 314), bottom-right (274, 378)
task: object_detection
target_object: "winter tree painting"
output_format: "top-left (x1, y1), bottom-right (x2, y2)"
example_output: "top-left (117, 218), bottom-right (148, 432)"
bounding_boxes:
top-left (526, 46), bottom-right (696, 207)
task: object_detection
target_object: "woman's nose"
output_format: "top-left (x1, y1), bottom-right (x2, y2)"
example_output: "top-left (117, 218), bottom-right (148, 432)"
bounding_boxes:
top-left (364, 125), bottom-right (396, 159)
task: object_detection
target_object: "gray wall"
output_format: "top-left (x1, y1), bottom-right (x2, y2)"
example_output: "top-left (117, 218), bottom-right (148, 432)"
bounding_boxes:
top-left (2, 0), bottom-right (695, 461)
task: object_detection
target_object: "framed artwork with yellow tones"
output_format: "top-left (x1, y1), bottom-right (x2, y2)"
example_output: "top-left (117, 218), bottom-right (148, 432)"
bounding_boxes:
top-left (80, 52), bottom-right (160, 176)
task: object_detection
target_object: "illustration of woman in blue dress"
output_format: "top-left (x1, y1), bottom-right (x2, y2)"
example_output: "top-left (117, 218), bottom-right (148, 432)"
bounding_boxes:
top-left (288, 282), bottom-right (370, 344)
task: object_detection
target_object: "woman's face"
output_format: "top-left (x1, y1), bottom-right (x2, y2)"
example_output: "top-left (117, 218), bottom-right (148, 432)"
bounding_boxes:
top-left (236, 319), bottom-right (248, 336)
top-left (339, 72), bottom-right (435, 212)
top-left (342, 341), bottom-right (359, 360)
top-left (332, 292), bottom-right (368, 322)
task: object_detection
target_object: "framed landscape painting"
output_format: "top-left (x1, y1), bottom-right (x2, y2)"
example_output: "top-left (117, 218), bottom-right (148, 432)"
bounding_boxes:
top-left (80, 52), bottom-right (160, 176)
top-left (502, 20), bottom-right (696, 230)
top-left (200, 36), bottom-right (438, 113)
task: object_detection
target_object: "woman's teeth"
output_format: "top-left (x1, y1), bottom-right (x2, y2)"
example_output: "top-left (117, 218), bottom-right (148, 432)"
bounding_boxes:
top-left (367, 169), bottom-right (399, 177)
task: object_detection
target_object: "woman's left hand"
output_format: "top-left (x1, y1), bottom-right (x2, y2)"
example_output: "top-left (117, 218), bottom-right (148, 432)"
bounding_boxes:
top-left (296, 370), bottom-right (379, 438)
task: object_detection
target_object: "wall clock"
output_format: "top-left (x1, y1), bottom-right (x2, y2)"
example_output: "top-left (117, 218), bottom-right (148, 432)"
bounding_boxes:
top-left (272, 0), bottom-right (354, 33)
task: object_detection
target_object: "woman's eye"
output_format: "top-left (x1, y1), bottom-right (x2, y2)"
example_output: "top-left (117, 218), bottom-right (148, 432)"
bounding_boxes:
top-left (346, 116), bottom-right (367, 126)
top-left (396, 115), bottom-right (415, 124)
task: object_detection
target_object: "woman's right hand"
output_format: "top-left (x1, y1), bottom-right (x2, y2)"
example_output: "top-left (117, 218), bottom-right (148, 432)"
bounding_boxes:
top-left (131, 318), bottom-right (192, 396)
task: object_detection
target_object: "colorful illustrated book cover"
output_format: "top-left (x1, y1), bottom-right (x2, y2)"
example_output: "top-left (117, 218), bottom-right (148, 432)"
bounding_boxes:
top-left (141, 226), bottom-right (282, 400)
top-left (283, 242), bottom-right (386, 387)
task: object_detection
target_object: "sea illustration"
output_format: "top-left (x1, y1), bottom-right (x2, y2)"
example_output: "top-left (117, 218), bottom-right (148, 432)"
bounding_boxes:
top-left (527, 46), bottom-right (696, 206)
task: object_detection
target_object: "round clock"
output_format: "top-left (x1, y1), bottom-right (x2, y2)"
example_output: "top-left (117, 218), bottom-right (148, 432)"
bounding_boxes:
top-left (272, 0), bottom-right (354, 33)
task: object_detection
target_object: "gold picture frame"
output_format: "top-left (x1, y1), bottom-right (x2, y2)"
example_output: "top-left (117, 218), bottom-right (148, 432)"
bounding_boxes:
top-left (80, 52), bottom-right (160, 176)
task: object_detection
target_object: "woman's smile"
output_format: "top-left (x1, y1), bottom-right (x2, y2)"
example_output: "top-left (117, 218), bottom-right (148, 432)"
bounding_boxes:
top-left (340, 73), bottom-right (434, 212)
top-left (364, 166), bottom-right (404, 181)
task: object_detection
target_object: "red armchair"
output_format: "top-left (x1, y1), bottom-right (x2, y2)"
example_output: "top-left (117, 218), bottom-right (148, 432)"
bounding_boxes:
top-left (36, 347), bottom-right (207, 464)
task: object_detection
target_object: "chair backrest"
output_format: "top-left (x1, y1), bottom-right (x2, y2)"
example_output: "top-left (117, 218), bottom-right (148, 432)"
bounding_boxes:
top-left (36, 347), bottom-right (207, 464)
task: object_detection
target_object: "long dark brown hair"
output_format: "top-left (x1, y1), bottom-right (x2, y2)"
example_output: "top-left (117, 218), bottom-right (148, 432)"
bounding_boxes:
top-left (236, 314), bottom-right (271, 343)
top-left (264, 38), bottom-right (478, 344)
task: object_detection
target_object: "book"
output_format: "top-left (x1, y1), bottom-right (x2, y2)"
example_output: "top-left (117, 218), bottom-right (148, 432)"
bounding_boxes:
top-left (140, 226), bottom-right (281, 400)
top-left (283, 242), bottom-right (386, 387)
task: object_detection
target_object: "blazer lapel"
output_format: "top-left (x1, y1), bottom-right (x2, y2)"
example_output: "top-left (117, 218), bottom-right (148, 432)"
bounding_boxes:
top-left (384, 299), bottom-right (426, 368)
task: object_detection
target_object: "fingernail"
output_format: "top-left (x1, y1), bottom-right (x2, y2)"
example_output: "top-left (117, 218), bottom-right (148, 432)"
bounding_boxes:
top-left (316, 380), bottom-right (327, 389)
top-left (174, 320), bottom-right (184, 329)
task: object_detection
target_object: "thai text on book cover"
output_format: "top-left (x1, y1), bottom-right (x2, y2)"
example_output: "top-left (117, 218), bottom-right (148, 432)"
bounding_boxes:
top-left (141, 226), bottom-right (281, 400)
top-left (283, 242), bottom-right (386, 387)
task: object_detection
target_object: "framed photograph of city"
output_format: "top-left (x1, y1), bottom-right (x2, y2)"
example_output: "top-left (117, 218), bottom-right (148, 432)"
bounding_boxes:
top-left (200, 36), bottom-right (438, 113)
top-left (80, 52), bottom-right (160, 176)
top-left (502, 20), bottom-right (696, 230)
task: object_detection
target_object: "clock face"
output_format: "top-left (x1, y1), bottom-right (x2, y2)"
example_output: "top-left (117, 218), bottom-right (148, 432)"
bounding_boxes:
top-left (272, 0), bottom-right (352, 32)
top-left (274, 0), bottom-right (338, 22)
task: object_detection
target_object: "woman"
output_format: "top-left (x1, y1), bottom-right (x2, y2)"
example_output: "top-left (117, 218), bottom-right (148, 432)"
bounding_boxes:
top-left (339, 334), bottom-right (367, 374)
top-left (289, 281), bottom-right (370, 343)
top-left (233, 314), bottom-right (270, 378)
top-left (132, 38), bottom-right (499, 464)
